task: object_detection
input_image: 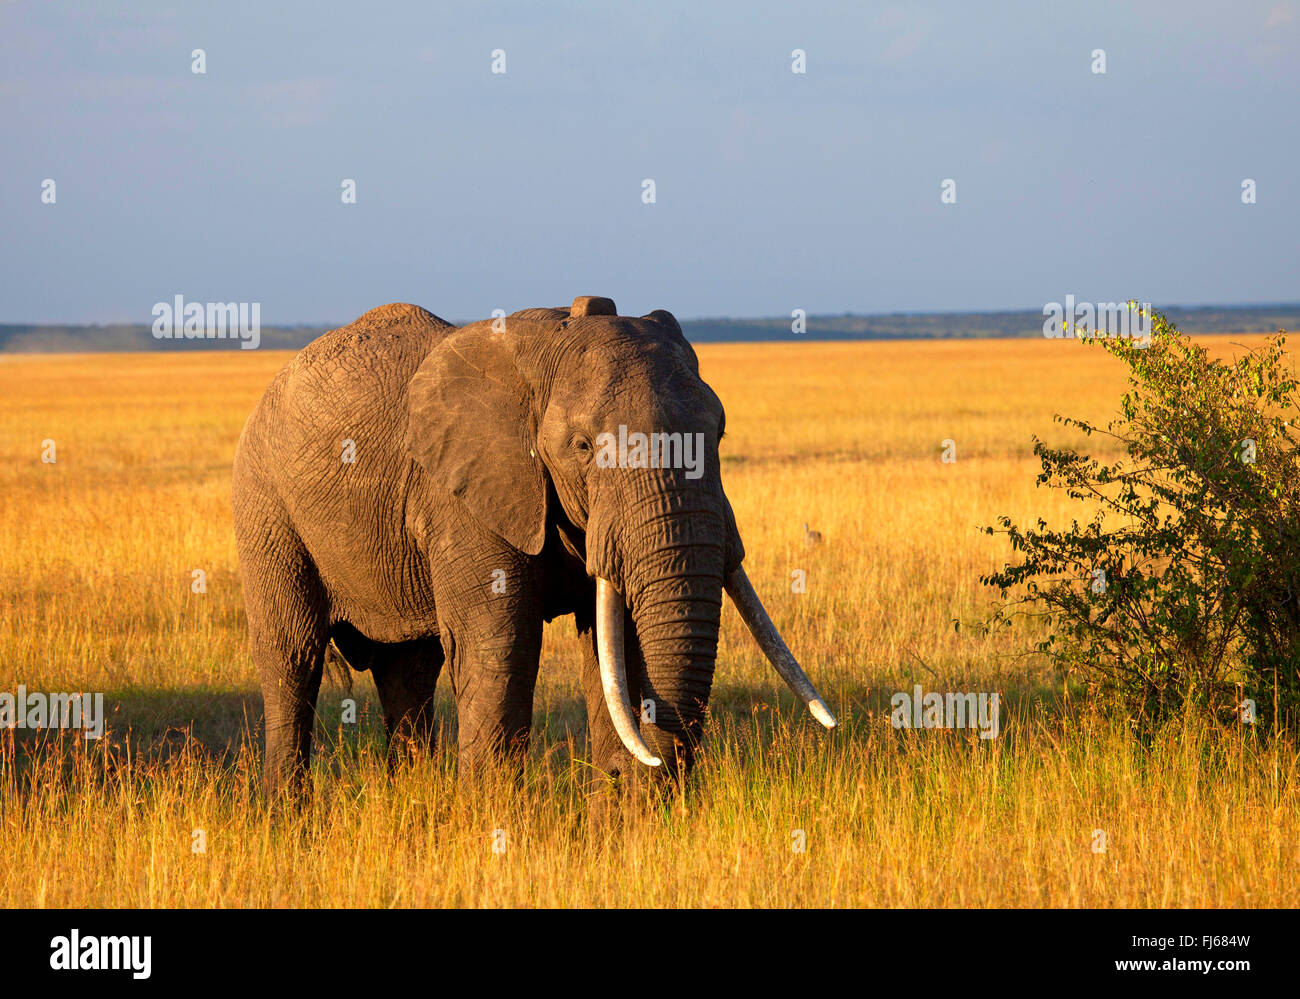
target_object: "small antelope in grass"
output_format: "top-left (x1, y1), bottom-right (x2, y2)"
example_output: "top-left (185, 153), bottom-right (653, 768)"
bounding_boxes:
top-left (803, 523), bottom-right (823, 547)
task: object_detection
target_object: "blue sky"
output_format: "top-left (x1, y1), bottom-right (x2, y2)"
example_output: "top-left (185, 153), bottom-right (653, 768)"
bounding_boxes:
top-left (2, 0), bottom-right (1296, 323)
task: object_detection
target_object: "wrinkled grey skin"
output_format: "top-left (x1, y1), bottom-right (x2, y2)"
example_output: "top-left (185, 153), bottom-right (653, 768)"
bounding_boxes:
top-left (233, 296), bottom-right (744, 802)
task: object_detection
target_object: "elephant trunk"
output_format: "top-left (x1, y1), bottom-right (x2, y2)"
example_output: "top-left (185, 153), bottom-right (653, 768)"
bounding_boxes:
top-left (591, 470), bottom-right (725, 774)
top-left (626, 545), bottom-right (723, 772)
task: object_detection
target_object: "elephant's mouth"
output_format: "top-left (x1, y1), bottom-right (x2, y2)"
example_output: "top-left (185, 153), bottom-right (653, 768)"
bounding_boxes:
top-left (594, 571), bottom-right (836, 767)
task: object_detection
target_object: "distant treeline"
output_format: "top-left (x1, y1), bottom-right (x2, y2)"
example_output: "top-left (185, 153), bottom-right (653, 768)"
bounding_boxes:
top-left (682, 304), bottom-right (1300, 342)
top-left (3, 304), bottom-right (1298, 353)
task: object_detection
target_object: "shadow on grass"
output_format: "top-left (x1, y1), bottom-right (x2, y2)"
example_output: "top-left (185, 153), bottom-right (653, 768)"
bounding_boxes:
top-left (1, 672), bottom-right (1083, 783)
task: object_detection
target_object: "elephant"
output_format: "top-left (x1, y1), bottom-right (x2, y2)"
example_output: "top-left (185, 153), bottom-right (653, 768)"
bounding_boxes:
top-left (232, 295), bottom-right (835, 801)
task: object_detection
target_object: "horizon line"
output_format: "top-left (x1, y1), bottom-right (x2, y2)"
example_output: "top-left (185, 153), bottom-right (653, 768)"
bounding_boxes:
top-left (5, 300), bottom-right (1300, 329)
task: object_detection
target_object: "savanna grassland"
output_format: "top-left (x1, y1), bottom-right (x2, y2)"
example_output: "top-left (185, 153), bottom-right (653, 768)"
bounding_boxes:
top-left (1, 335), bottom-right (1296, 907)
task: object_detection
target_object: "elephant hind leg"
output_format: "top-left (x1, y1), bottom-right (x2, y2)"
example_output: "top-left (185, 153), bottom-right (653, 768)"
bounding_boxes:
top-left (369, 636), bottom-right (445, 766)
top-left (238, 523), bottom-right (330, 801)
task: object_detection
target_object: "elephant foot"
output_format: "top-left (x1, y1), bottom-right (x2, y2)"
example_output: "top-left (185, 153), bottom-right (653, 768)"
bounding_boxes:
top-left (263, 771), bottom-right (314, 817)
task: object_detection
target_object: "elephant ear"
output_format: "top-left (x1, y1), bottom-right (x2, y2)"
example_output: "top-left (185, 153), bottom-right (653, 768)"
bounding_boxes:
top-left (406, 326), bottom-right (547, 555)
top-left (642, 309), bottom-right (699, 372)
top-left (642, 309), bottom-right (683, 336)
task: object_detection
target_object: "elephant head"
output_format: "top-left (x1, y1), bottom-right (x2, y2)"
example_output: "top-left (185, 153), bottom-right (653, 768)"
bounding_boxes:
top-left (406, 295), bottom-right (834, 775)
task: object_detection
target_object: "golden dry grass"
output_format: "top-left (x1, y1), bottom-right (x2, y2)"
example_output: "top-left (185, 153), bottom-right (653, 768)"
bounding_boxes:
top-left (0, 335), bottom-right (1296, 907)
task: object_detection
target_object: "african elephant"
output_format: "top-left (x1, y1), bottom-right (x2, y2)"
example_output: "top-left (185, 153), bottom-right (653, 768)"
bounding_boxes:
top-left (232, 295), bottom-right (834, 800)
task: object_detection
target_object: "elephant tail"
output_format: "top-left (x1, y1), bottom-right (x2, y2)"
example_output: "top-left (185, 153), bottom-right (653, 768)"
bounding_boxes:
top-left (324, 638), bottom-right (355, 695)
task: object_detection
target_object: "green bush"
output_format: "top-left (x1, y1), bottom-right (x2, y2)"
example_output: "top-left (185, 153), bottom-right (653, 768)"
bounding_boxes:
top-left (982, 309), bottom-right (1300, 730)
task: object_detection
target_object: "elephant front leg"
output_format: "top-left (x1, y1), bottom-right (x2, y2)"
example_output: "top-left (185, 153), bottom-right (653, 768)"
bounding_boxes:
top-left (435, 556), bottom-right (544, 780)
top-left (449, 642), bottom-right (542, 776)
top-left (454, 650), bottom-right (540, 775)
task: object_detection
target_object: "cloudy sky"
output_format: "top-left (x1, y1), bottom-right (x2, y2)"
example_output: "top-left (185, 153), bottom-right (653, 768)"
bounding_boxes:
top-left (2, 0), bottom-right (1296, 323)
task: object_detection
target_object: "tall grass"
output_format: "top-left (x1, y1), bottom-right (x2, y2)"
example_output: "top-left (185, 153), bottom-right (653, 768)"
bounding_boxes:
top-left (0, 337), bottom-right (1295, 906)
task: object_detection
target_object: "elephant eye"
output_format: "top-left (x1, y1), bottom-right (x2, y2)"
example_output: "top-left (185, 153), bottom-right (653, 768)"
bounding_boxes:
top-left (571, 434), bottom-right (593, 455)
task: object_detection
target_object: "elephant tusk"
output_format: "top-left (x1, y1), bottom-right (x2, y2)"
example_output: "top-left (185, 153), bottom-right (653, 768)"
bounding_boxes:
top-left (725, 566), bottom-right (837, 729)
top-left (596, 578), bottom-right (662, 767)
